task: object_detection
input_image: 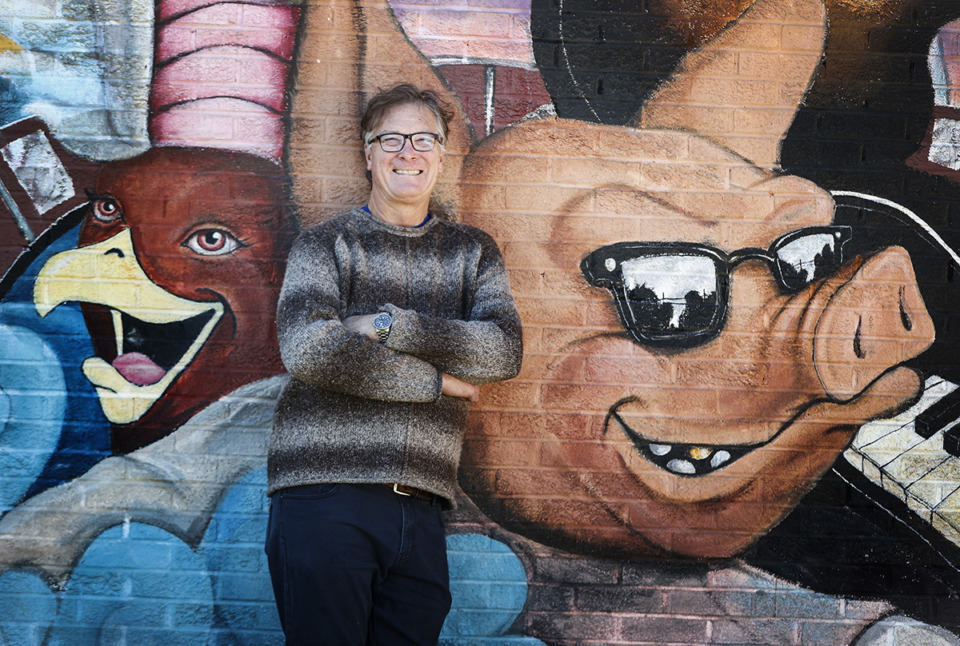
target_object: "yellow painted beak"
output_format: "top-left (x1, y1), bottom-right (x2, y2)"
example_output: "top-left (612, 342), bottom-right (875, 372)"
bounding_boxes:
top-left (33, 229), bottom-right (223, 424)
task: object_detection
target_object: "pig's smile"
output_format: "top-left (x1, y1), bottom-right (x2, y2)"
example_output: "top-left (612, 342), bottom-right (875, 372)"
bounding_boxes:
top-left (610, 403), bottom-right (760, 476)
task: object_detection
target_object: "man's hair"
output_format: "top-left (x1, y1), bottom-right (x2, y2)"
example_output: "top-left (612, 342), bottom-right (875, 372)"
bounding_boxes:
top-left (360, 83), bottom-right (453, 147)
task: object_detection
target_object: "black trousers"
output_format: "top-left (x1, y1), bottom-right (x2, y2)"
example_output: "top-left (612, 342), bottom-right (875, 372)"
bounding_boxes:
top-left (265, 482), bottom-right (451, 645)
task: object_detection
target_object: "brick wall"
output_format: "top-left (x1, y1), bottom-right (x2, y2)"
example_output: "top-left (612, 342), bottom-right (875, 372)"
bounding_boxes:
top-left (2, 0), bottom-right (960, 644)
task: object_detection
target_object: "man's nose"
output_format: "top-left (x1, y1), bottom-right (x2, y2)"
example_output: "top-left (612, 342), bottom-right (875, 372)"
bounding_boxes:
top-left (812, 246), bottom-right (934, 401)
top-left (397, 138), bottom-right (418, 155)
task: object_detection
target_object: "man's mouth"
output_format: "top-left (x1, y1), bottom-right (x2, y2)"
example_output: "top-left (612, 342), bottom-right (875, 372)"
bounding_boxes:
top-left (394, 169), bottom-right (422, 175)
top-left (611, 411), bottom-right (757, 476)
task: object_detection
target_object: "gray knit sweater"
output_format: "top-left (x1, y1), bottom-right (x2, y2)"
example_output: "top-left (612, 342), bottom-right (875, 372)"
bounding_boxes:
top-left (267, 207), bottom-right (522, 507)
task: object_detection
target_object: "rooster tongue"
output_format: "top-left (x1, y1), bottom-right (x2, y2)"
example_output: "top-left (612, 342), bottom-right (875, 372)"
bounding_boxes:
top-left (112, 352), bottom-right (166, 386)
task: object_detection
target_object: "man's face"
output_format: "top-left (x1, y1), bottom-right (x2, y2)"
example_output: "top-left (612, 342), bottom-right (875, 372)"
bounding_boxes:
top-left (458, 119), bottom-right (934, 559)
top-left (365, 103), bottom-right (444, 214)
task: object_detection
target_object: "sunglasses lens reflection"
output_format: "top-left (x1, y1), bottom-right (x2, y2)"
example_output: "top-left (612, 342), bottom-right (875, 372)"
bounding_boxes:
top-left (775, 232), bottom-right (844, 292)
top-left (584, 226), bottom-right (849, 348)
top-left (620, 255), bottom-right (721, 337)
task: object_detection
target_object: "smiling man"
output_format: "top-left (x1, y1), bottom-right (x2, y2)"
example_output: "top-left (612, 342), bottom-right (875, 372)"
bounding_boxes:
top-left (265, 83), bottom-right (523, 645)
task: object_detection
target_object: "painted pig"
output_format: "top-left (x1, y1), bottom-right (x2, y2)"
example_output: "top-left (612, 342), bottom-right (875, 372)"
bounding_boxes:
top-left (457, 0), bottom-right (935, 559)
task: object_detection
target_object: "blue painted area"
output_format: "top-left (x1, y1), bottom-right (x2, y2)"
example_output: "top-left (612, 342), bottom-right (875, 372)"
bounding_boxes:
top-left (0, 324), bottom-right (65, 513)
top-left (0, 77), bottom-right (27, 125)
top-left (0, 218), bottom-right (110, 496)
top-left (0, 469), bottom-right (543, 646)
top-left (200, 467), bottom-right (283, 646)
top-left (0, 7), bottom-right (102, 128)
top-left (0, 571), bottom-right (56, 646)
top-left (0, 0), bottom-right (152, 158)
top-left (46, 523), bottom-right (214, 646)
top-left (442, 533), bottom-right (545, 645)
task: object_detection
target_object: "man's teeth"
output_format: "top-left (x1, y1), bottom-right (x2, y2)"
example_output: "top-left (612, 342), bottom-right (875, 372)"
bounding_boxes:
top-left (394, 169), bottom-right (422, 175)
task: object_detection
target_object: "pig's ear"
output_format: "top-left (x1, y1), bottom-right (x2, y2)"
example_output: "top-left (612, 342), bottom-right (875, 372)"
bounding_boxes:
top-left (636, 0), bottom-right (826, 169)
top-left (286, 0), bottom-right (468, 225)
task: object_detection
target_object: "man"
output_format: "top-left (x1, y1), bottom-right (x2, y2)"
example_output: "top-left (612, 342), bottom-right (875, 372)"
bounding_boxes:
top-left (265, 83), bottom-right (523, 645)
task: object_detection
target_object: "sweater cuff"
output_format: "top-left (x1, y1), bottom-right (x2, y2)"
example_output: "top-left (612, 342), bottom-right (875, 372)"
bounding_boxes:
top-left (383, 303), bottom-right (443, 402)
top-left (381, 302), bottom-right (414, 349)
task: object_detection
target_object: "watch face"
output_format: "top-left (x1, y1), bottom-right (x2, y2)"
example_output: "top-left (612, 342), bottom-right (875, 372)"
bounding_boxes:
top-left (373, 313), bottom-right (392, 330)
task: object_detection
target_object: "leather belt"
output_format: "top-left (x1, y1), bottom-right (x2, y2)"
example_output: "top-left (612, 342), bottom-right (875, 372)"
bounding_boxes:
top-left (386, 483), bottom-right (435, 501)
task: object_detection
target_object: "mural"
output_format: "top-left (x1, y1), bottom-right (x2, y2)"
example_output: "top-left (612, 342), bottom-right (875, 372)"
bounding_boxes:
top-left (3, 0), bottom-right (960, 644)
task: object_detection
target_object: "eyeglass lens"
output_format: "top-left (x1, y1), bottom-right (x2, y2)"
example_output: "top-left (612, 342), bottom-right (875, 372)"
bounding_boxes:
top-left (773, 231), bottom-right (844, 291)
top-left (587, 227), bottom-right (849, 346)
top-left (377, 133), bottom-right (437, 152)
top-left (619, 255), bottom-right (721, 335)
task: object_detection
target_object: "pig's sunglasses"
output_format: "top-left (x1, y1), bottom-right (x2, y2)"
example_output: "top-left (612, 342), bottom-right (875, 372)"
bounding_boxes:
top-left (581, 226), bottom-right (852, 349)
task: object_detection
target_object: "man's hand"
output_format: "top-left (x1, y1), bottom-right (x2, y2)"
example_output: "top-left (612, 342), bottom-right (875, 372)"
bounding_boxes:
top-left (344, 314), bottom-right (479, 402)
top-left (342, 314), bottom-right (378, 341)
top-left (442, 373), bottom-right (479, 402)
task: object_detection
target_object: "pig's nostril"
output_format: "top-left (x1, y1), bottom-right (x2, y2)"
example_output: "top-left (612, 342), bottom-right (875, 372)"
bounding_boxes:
top-left (854, 316), bottom-right (865, 359)
top-left (899, 286), bottom-right (913, 331)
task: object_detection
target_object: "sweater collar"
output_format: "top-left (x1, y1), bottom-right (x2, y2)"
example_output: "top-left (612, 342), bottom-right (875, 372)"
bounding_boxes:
top-left (355, 205), bottom-right (439, 236)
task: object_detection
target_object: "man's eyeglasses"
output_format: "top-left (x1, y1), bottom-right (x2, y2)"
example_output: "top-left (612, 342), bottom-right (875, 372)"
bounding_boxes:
top-left (580, 226), bottom-right (852, 348)
top-left (368, 132), bottom-right (441, 153)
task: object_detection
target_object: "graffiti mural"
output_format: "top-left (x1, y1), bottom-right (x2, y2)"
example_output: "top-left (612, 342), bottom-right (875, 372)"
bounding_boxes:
top-left (3, 0), bottom-right (960, 644)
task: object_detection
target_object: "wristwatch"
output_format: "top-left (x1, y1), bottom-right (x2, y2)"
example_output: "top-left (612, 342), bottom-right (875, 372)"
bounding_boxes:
top-left (372, 312), bottom-right (392, 343)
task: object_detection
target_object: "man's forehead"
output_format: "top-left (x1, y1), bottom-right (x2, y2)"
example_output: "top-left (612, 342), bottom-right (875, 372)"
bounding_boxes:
top-left (375, 103), bottom-right (436, 129)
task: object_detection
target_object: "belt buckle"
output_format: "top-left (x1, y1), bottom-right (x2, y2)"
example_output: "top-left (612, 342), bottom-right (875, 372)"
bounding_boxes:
top-left (393, 483), bottom-right (411, 497)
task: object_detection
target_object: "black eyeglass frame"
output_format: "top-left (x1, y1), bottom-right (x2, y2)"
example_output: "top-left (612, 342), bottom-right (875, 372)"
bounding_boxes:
top-left (367, 132), bottom-right (442, 153)
top-left (580, 225), bottom-right (852, 348)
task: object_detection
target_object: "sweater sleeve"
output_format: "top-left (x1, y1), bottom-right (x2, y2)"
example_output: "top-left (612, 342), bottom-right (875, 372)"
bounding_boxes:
top-left (382, 232), bottom-right (523, 385)
top-left (276, 227), bottom-right (443, 402)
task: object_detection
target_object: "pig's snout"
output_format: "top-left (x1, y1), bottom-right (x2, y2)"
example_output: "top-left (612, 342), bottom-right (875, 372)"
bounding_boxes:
top-left (813, 246), bottom-right (934, 401)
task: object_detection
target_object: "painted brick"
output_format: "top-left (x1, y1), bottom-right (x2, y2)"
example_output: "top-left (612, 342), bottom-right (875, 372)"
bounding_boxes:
top-left (711, 617), bottom-right (799, 644)
top-left (3, 0), bottom-right (960, 644)
top-left (619, 615), bottom-right (711, 644)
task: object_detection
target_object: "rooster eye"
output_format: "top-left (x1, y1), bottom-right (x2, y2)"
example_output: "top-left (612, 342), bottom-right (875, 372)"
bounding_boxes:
top-left (91, 197), bottom-right (123, 223)
top-left (183, 229), bottom-right (243, 256)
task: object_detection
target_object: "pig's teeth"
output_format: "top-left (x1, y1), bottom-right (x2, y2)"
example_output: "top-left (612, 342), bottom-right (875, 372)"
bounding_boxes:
top-left (711, 450), bottom-right (731, 468)
top-left (666, 459), bottom-right (696, 475)
top-left (689, 446), bottom-right (713, 460)
top-left (611, 412), bottom-right (753, 477)
top-left (650, 443), bottom-right (672, 456)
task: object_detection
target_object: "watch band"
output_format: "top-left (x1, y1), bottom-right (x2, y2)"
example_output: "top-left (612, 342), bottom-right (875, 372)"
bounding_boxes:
top-left (373, 312), bottom-right (392, 343)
